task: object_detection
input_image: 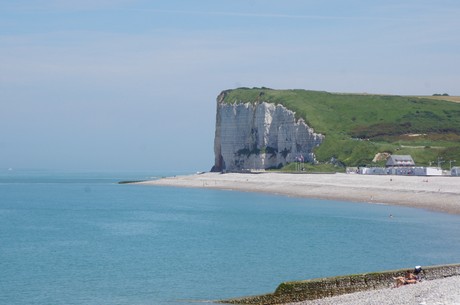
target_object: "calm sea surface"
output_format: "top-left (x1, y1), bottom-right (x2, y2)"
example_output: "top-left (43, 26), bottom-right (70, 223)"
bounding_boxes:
top-left (1, 170), bottom-right (460, 305)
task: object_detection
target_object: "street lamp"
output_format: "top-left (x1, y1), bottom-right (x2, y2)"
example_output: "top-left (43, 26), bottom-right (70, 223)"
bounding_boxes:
top-left (437, 157), bottom-right (445, 169)
top-left (449, 160), bottom-right (456, 170)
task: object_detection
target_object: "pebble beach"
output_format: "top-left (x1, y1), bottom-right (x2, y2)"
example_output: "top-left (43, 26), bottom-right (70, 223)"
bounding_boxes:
top-left (139, 172), bottom-right (460, 215)
top-left (288, 276), bottom-right (460, 305)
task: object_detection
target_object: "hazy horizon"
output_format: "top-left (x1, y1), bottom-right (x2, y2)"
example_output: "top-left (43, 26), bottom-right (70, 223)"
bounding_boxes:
top-left (1, 1), bottom-right (459, 171)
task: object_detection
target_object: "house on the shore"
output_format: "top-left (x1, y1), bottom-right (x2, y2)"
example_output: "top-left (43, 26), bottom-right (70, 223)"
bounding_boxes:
top-left (386, 155), bottom-right (415, 167)
top-left (352, 155), bottom-right (449, 176)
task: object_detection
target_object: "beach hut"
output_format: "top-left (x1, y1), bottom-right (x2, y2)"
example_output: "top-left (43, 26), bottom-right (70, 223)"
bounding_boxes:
top-left (452, 167), bottom-right (460, 176)
top-left (386, 155), bottom-right (415, 167)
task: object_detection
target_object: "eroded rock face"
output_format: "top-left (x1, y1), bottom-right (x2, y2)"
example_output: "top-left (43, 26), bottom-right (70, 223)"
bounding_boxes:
top-left (212, 95), bottom-right (324, 172)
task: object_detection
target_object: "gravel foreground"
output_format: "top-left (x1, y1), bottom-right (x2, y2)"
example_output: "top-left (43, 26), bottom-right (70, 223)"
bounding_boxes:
top-left (287, 276), bottom-right (460, 305)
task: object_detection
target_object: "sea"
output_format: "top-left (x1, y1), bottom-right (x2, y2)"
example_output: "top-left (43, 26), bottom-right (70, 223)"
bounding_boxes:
top-left (1, 169), bottom-right (460, 305)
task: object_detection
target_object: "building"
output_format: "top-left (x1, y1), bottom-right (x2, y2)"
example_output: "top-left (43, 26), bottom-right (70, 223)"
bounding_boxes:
top-left (386, 155), bottom-right (415, 167)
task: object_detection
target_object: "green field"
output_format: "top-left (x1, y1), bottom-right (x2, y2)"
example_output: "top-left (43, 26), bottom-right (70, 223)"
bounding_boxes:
top-left (221, 88), bottom-right (460, 170)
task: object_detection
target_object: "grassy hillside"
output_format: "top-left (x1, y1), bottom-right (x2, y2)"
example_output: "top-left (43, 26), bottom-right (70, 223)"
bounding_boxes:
top-left (221, 88), bottom-right (460, 169)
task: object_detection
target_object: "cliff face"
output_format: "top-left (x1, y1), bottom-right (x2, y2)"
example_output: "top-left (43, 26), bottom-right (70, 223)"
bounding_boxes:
top-left (212, 93), bottom-right (324, 172)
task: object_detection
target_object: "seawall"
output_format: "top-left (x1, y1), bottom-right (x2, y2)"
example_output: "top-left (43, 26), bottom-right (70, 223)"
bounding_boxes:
top-left (220, 263), bottom-right (460, 304)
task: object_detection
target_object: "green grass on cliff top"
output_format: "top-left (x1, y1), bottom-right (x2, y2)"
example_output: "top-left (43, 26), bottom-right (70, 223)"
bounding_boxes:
top-left (220, 88), bottom-right (460, 168)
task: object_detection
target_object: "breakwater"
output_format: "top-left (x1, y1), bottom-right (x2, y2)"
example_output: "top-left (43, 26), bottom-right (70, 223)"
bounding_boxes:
top-left (220, 263), bottom-right (460, 304)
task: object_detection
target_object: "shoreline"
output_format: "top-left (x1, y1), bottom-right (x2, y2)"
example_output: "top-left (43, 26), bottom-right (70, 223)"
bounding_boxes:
top-left (138, 172), bottom-right (460, 215)
top-left (287, 275), bottom-right (460, 305)
top-left (137, 172), bottom-right (460, 304)
top-left (220, 263), bottom-right (460, 305)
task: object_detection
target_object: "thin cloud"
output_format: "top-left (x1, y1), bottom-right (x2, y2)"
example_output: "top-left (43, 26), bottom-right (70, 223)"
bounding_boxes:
top-left (128, 8), bottom-right (414, 22)
top-left (1, 0), bottom-right (139, 12)
top-left (1, 3), bottom-right (422, 22)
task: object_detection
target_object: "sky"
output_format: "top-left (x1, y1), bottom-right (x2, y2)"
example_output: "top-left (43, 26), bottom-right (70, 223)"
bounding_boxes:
top-left (1, 0), bottom-right (459, 172)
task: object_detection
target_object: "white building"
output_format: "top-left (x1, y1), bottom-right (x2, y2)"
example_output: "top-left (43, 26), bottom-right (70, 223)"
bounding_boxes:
top-left (386, 155), bottom-right (415, 167)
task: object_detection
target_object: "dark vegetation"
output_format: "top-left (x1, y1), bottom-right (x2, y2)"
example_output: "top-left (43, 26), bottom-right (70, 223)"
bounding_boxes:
top-left (221, 88), bottom-right (460, 170)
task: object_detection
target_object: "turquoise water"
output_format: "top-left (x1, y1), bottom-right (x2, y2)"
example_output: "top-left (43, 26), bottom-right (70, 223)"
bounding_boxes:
top-left (1, 170), bottom-right (460, 305)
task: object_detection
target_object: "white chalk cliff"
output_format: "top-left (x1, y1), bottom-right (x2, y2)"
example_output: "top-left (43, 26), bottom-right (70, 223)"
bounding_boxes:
top-left (212, 92), bottom-right (324, 172)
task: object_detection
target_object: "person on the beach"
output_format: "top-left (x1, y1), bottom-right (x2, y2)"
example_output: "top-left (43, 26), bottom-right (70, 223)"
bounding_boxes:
top-left (404, 270), bottom-right (418, 284)
top-left (414, 266), bottom-right (424, 281)
top-left (394, 270), bottom-right (418, 287)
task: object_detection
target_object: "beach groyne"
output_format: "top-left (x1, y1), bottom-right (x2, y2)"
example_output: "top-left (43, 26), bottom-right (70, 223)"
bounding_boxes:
top-left (220, 263), bottom-right (460, 304)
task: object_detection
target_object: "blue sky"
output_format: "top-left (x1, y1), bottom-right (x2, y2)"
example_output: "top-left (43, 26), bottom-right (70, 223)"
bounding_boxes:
top-left (1, 0), bottom-right (459, 171)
